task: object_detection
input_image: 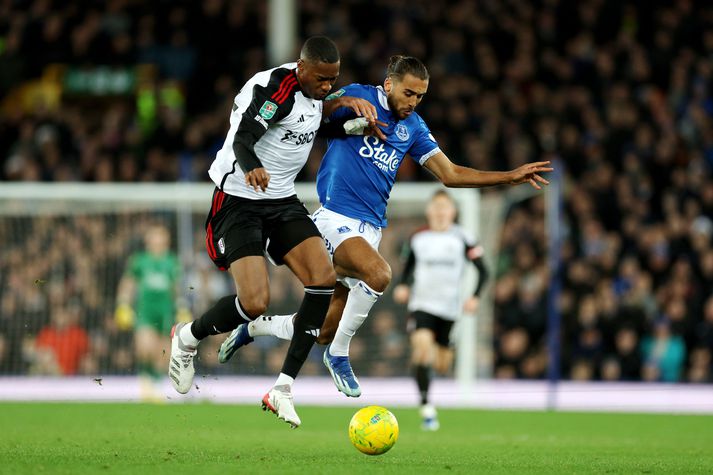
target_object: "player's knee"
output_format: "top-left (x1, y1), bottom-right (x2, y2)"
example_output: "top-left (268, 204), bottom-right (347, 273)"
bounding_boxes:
top-left (305, 265), bottom-right (337, 288)
top-left (434, 360), bottom-right (449, 375)
top-left (364, 261), bottom-right (391, 293)
top-left (411, 350), bottom-right (429, 365)
top-left (239, 293), bottom-right (269, 318)
top-left (412, 341), bottom-right (429, 358)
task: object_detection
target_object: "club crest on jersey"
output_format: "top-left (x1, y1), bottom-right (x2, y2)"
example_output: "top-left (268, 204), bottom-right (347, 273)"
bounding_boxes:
top-left (395, 124), bottom-right (409, 141)
top-left (259, 101), bottom-right (277, 120)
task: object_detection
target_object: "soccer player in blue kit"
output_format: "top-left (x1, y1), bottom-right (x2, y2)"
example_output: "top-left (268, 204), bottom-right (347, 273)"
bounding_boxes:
top-left (219, 55), bottom-right (552, 398)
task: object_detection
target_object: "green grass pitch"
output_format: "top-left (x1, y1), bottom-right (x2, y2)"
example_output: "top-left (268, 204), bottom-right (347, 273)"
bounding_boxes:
top-left (2, 403), bottom-right (712, 474)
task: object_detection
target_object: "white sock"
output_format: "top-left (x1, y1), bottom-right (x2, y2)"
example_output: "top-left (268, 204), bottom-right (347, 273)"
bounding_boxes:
top-left (329, 281), bottom-right (381, 357)
top-left (249, 314), bottom-right (295, 340)
top-left (274, 373), bottom-right (294, 388)
top-left (179, 323), bottom-right (199, 348)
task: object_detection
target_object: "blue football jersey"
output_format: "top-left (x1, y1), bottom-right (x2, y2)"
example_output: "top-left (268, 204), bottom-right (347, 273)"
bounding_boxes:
top-left (317, 84), bottom-right (440, 227)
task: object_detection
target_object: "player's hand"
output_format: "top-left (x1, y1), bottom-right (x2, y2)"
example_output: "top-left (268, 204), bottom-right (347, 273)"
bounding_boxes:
top-left (176, 307), bottom-right (192, 324)
top-left (245, 167), bottom-right (270, 192)
top-left (508, 161), bottom-right (553, 190)
top-left (344, 117), bottom-right (388, 141)
top-left (364, 120), bottom-right (388, 141)
top-left (393, 284), bottom-right (410, 304)
top-left (338, 97), bottom-right (380, 125)
top-left (115, 303), bottom-right (135, 331)
top-left (463, 296), bottom-right (480, 315)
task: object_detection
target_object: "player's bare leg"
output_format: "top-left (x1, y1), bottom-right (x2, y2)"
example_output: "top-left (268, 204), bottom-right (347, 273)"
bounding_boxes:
top-left (411, 328), bottom-right (439, 430)
top-left (261, 236), bottom-right (335, 428)
top-left (219, 283), bottom-right (348, 362)
top-left (219, 238), bottom-right (385, 397)
top-left (434, 346), bottom-right (454, 376)
top-left (316, 284), bottom-right (349, 344)
top-left (322, 237), bottom-right (390, 397)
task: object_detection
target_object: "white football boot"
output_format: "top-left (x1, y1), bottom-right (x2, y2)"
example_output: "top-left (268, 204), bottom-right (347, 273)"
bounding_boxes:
top-left (261, 384), bottom-right (301, 428)
top-left (168, 323), bottom-right (197, 394)
top-left (420, 404), bottom-right (440, 431)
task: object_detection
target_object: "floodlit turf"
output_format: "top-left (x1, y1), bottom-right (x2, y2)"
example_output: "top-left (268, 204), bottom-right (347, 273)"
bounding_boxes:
top-left (2, 403), bottom-right (713, 474)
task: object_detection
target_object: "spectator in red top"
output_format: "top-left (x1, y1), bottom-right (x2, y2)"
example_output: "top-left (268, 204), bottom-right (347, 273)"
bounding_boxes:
top-left (34, 306), bottom-right (89, 375)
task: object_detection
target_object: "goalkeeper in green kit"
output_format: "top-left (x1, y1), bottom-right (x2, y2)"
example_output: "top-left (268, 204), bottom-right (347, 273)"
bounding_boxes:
top-left (115, 224), bottom-right (190, 401)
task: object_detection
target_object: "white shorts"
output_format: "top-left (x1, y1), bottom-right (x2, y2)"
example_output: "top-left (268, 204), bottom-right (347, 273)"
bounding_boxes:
top-left (311, 206), bottom-right (382, 289)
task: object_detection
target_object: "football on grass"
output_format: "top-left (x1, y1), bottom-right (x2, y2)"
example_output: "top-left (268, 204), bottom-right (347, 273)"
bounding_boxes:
top-left (348, 405), bottom-right (399, 455)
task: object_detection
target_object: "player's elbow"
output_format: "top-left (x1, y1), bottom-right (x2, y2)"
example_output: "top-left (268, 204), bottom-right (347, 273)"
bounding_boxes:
top-left (439, 174), bottom-right (461, 188)
top-left (440, 176), bottom-right (457, 188)
top-left (436, 167), bottom-right (463, 188)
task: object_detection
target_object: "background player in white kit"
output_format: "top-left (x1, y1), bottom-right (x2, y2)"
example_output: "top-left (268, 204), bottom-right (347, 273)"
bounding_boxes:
top-left (218, 55), bottom-right (551, 399)
top-left (393, 190), bottom-right (489, 431)
top-left (167, 36), bottom-right (380, 428)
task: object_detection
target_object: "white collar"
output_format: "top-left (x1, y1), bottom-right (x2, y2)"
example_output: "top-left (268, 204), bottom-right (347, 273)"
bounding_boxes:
top-left (376, 86), bottom-right (390, 110)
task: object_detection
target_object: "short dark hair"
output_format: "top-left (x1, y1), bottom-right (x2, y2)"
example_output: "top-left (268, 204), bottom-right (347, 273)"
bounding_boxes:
top-left (387, 55), bottom-right (429, 82)
top-left (300, 36), bottom-right (340, 63)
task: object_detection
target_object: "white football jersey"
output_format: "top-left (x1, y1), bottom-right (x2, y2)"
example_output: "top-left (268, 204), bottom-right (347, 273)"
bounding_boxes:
top-left (209, 62), bottom-right (323, 199)
top-left (407, 225), bottom-right (479, 321)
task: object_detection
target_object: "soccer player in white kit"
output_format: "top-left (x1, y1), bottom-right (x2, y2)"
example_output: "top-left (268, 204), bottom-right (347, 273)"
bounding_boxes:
top-left (167, 36), bottom-right (380, 428)
top-left (218, 55), bottom-right (551, 399)
top-left (393, 190), bottom-right (490, 430)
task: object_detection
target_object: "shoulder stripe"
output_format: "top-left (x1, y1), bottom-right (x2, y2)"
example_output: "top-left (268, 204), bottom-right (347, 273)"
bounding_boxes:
top-left (273, 77), bottom-right (298, 104)
top-left (272, 74), bottom-right (295, 99)
top-left (272, 73), bottom-right (297, 103)
top-left (274, 78), bottom-right (297, 104)
top-left (275, 83), bottom-right (298, 104)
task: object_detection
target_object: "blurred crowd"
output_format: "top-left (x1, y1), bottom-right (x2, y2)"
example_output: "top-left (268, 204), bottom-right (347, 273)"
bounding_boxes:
top-left (0, 209), bottom-right (413, 377)
top-left (1, 0), bottom-right (713, 382)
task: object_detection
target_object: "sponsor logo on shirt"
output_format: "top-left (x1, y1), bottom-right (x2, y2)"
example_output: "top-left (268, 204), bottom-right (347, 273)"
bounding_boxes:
top-left (280, 129), bottom-right (317, 145)
top-left (259, 101), bottom-right (278, 120)
top-left (359, 136), bottom-right (399, 173)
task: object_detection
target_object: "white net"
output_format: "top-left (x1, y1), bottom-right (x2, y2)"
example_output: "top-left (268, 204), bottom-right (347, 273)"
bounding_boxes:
top-left (0, 183), bottom-right (480, 384)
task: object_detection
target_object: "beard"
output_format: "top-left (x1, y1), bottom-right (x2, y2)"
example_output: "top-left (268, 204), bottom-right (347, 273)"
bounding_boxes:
top-left (387, 96), bottom-right (412, 120)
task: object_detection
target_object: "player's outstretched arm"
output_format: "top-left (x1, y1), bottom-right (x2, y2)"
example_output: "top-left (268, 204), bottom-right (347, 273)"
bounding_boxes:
top-left (424, 152), bottom-right (553, 190)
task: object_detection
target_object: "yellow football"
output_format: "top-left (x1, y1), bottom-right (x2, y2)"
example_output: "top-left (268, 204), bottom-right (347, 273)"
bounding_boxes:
top-left (348, 405), bottom-right (399, 455)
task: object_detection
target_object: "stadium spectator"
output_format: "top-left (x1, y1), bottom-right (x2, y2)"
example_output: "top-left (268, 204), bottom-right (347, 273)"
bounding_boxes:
top-left (641, 318), bottom-right (686, 382)
top-left (31, 306), bottom-right (90, 375)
